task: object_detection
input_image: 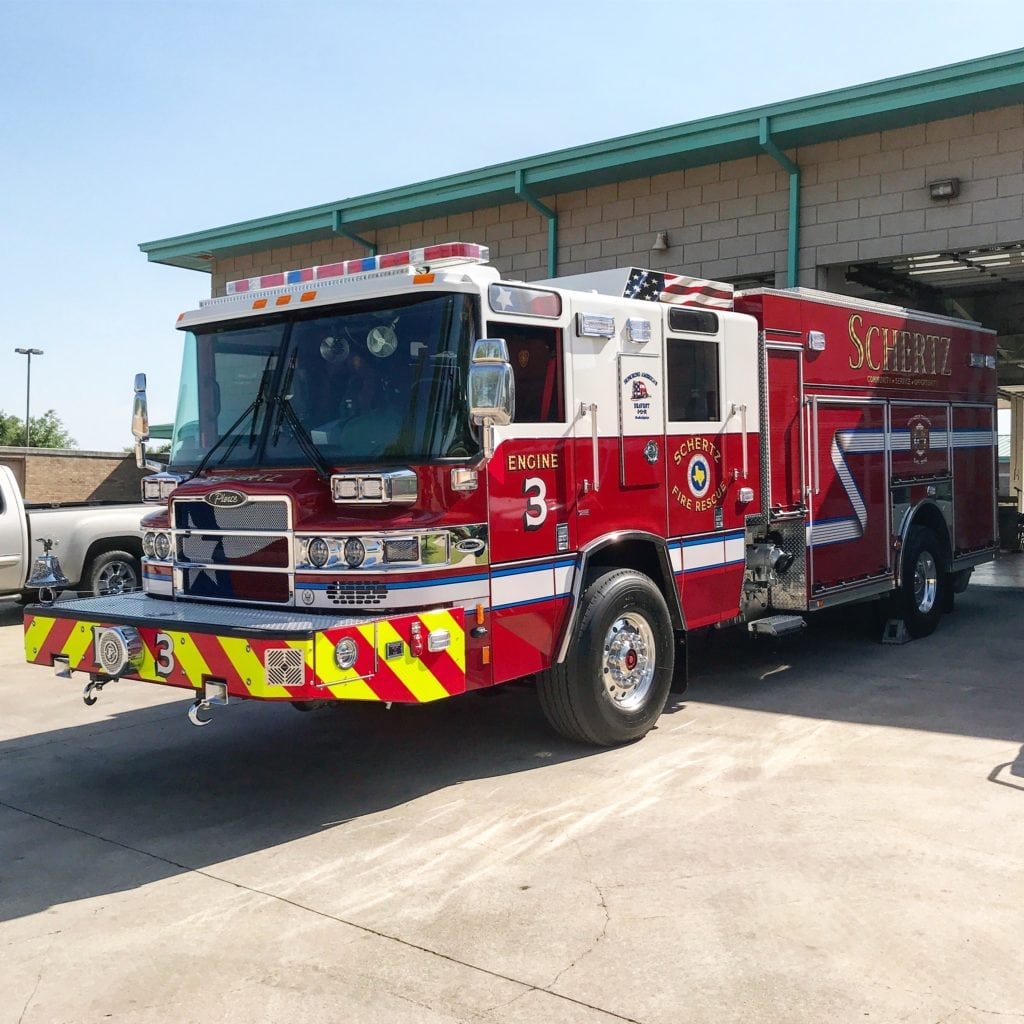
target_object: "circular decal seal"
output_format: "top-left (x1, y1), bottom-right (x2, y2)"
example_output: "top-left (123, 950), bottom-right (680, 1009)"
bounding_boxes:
top-left (687, 453), bottom-right (711, 499)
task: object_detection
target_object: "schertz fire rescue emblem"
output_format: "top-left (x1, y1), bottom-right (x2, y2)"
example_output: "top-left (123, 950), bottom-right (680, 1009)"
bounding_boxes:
top-left (908, 414), bottom-right (931, 464)
top-left (688, 453), bottom-right (711, 498)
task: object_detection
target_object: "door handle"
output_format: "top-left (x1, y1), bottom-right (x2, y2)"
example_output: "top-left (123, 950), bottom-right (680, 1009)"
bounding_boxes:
top-left (580, 401), bottom-right (599, 493)
top-left (729, 402), bottom-right (748, 480)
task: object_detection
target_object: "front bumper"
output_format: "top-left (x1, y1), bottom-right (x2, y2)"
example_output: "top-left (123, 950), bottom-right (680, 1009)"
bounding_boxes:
top-left (24, 593), bottom-right (465, 704)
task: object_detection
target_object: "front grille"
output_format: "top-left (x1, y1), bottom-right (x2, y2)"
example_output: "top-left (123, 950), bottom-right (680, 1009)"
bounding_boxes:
top-left (173, 500), bottom-right (289, 532)
top-left (177, 533), bottom-right (290, 568)
top-left (182, 567), bottom-right (291, 604)
top-left (326, 582), bottom-right (388, 606)
top-left (172, 496), bottom-right (292, 604)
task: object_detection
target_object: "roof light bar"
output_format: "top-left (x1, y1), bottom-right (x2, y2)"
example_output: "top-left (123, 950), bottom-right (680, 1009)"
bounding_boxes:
top-left (226, 242), bottom-right (490, 295)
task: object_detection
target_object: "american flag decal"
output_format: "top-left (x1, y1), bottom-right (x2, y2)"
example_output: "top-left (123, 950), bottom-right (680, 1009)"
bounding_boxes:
top-left (623, 269), bottom-right (734, 309)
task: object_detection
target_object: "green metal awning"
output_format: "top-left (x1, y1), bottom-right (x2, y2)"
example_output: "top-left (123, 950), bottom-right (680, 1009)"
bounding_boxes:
top-left (141, 48), bottom-right (1024, 273)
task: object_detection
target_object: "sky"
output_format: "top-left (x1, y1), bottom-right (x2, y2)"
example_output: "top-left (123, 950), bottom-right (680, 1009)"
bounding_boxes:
top-left (2, 0), bottom-right (1023, 451)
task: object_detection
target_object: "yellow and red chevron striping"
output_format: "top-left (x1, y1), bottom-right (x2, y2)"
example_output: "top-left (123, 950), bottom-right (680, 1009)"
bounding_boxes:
top-left (24, 606), bottom-right (466, 705)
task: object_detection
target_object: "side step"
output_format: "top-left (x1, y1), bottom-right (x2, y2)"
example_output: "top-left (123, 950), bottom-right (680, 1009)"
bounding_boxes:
top-left (748, 614), bottom-right (807, 638)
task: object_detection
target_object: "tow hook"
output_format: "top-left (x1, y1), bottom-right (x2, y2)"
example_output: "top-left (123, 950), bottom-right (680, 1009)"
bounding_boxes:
top-left (83, 676), bottom-right (112, 706)
top-left (187, 681), bottom-right (229, 727)
top-left (188, 699), bottom-right (213, 727)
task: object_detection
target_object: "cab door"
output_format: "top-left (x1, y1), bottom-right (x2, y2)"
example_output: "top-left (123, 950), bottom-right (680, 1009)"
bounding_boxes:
top-left (570, 298), bottom-right (668, 547)
top-left (664, 309), bottom-right (758, 628)
top-left (485, 315), bottom-right (577, 682)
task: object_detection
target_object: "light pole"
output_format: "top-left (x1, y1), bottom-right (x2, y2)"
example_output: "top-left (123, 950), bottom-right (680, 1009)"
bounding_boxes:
top-left (14, 348), bottom-right (44, 447)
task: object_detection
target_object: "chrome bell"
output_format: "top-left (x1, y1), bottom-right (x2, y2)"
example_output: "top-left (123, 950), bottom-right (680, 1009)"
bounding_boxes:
top-left (27, 538), bottom-right (69, 606)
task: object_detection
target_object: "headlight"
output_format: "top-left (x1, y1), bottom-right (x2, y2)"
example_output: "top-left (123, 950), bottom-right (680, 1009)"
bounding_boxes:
top-left (334, 637), bottom-right (358, 670)
top-left (154, 532), bottom-right (172, 561)
top-left (142, 532), bottom-right (156, 558)
top-left (344, 537), bottom-right (365, 567)
top-left (307, 537), bottom-right (330, 568)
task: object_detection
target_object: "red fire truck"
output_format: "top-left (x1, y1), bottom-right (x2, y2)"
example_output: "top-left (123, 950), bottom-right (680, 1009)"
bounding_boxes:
top-left (24, 242), bottom-right (998, 745)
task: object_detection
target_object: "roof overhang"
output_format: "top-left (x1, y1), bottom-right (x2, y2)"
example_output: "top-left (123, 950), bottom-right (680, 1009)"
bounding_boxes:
top-left (141, 48), bottom-right (1024, 272)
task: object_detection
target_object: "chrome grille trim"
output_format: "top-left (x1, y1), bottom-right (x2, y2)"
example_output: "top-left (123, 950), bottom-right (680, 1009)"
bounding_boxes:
top-left (173, 496), bottom-right (291, 532)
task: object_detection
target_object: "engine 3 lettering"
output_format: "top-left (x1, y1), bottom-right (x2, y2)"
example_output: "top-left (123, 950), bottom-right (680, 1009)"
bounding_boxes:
top-left (506, 452), bottom-right (560, 471)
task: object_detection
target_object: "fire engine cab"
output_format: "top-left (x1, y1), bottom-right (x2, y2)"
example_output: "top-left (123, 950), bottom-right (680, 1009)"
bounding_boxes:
top-left (24, 242), bottom-right (998, 745)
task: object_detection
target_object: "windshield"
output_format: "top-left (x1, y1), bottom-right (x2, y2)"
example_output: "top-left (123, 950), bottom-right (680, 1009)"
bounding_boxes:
top-left (169, 292), bottom-right (479, 470)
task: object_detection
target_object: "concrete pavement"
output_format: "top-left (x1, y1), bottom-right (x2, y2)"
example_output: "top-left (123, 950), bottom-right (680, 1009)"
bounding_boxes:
top-left (1, 563), bottom-right (1022, 1024)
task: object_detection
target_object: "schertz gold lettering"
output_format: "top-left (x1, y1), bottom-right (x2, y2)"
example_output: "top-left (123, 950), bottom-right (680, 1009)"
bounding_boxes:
top-left (848, 315), bottom-right (952, 378)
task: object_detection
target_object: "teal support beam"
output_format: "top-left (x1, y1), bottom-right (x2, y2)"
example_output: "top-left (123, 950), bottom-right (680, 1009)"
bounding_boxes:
top-left (332, 211), bottom-right (377, 255)
top-left (758, 117), bottom-right (800, 288)
top-left (514, 169), bottom-right (557, 278)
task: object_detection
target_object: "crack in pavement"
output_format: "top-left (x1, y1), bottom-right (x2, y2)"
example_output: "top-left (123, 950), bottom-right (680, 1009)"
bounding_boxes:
top-left (0, 799), bottom-right (645, 1024)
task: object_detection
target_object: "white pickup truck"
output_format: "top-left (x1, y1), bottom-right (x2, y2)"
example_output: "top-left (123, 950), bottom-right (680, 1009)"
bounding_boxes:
top-left (0, 464), bottom-right (148, 601)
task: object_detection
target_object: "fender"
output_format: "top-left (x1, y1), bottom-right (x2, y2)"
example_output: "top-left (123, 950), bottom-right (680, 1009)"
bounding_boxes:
top-left (555, 530), bottom-right (685, 664)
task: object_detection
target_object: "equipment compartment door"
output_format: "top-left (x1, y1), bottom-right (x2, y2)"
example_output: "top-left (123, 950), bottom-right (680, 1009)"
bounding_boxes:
top-left (765, 345), bottom-right (804, 513)
top-left (807, 399), bottom-right (890, 593)
top-left (952, 404), bottom-right (997, 554)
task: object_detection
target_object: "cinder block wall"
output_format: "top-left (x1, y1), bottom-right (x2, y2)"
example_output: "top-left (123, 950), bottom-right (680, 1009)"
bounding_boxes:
top-left (0, 448), bottom-right (147, 504)
top-left (211, 104), bottom-right (1024, 296)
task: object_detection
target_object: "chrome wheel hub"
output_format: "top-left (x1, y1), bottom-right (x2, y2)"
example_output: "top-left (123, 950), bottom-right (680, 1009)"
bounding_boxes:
top-left (602, 613), bottom-right (656, 711)
top-left (913, 551), bottom-right (938, 614)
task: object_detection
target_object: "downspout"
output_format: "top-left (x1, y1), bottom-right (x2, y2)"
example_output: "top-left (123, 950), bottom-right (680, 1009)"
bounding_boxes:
top-left (332, 210), bottom-right (377, 256)
top-left (758, 117), bottom-right (799, 288)
top-left (514, 168), bottom-right (557, 278)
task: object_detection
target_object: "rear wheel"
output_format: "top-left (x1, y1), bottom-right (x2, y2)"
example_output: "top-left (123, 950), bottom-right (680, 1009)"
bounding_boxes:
top-left (538, 569), bottom-right (674, 746)
top-left (896, 527), bottom-right (947, 638)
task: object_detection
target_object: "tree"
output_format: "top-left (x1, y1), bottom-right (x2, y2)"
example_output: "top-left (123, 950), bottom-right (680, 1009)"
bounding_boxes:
top-left (0, 409), bottom-right (76, 448)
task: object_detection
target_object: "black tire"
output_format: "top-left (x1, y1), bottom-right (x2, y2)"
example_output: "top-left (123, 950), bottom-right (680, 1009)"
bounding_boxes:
top-left (896, 527), bottom-right (947, 639)
top-left (86, 550), bottom-right (141, 597)
top-left (538, 569), bottom-right (674, 746)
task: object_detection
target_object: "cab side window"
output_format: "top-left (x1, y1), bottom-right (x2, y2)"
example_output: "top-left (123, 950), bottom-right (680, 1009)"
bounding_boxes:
top-left (487, 323), bottom-right (565, 423)
top-left (667, 338), bottom-right (720, 421)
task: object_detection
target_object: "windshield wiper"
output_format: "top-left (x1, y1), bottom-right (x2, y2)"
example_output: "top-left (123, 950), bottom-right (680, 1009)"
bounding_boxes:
top-left (269, 350), bottom-right (331, 480)
top-left (186, 354), bottom-right (274, 481)
top-left (275, 395), bottom-right (332, 480)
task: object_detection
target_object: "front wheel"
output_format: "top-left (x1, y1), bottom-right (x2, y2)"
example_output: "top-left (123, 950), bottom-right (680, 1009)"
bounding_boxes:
top-left (896, 527), bottom-right (947, 639)
top-left (538, 569), bottom-right (675, 746)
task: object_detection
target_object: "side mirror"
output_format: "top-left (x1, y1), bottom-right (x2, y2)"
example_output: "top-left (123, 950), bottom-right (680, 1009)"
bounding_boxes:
top-left (132, 373), bottom-right (150, 441)
top-left (131, 372), bottom-right (161, 473)
top-left (468, 338), bottom-right (515, 428)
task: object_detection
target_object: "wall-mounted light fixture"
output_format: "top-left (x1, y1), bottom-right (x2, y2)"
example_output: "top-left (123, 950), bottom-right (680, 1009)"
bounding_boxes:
top-left (928, 178), bottom-right (961, 200)
top-left (652, 231), bottom-right (669, 251)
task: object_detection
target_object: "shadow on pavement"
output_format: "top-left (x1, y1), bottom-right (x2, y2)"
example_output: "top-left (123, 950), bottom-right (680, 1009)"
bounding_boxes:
top-left (677, 582), bottom-right (1024, 747)
top-left (0, 672), bottom-right (593, 924)
top-left (1, 578), bottom-right (1022, 926)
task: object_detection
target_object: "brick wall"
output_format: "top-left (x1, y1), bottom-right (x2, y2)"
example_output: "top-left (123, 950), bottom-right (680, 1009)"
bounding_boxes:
top-left (0, 448), bottom-right (147, 504)
top-left (210, 102), bottom-right (1024, 319)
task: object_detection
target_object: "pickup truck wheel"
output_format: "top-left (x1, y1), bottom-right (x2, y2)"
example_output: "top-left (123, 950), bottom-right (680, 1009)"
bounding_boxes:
top-left (87, 550), bottom-right (140, 596)
top-left (538, 569), bottom-right (674, 746)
